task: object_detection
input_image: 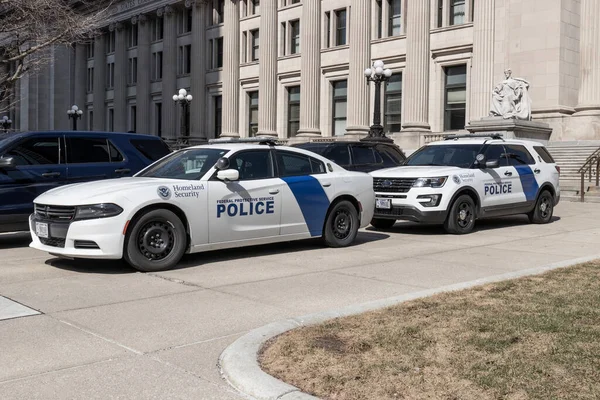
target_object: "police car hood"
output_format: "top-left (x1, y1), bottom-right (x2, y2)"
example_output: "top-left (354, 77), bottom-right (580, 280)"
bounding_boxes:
top-left (34, 177), bottom-right (177, 205)
top-left (370, 165), bottom-right (463, 178)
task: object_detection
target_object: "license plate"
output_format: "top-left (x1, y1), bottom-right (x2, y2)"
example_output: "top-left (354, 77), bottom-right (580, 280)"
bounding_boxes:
top-left (35, 222), bottom-right (49, 239)
top-left (376, 198), bottom-right (391, 209)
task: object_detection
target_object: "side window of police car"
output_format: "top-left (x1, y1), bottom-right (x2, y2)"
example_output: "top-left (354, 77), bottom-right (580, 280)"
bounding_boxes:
top-left (227, 150), bottom-right (274, 181)
top-left (483, 144), bottom-right (509, 167)
top-left (504, 145), bottom-right (536, 166)
top-left (276, 151), bottom-right (326, 177)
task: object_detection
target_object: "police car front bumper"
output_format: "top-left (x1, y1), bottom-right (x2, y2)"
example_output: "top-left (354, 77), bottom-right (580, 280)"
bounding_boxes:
top-left (373, 205), bottom-right (448, 224)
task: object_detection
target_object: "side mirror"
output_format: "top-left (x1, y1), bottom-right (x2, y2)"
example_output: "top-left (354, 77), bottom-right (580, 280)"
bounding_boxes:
top-left (485, 159), bottom-right (500, 169)
top-left (0, 157), bottom-right (15, 169)
top-left (215, 157), bottom-right (230, 171)
top-left (217, 169), bottom-right (239, 182)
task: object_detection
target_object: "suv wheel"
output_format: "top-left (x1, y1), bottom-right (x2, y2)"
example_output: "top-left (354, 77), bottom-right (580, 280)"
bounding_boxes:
top-left (124, 209), bottom-right (187, 272)
top-left (323, 200), bottom-right (359, 248)
top-left (370, 218), bottom-right (396, 230)
top-left (528, 190), bottom-right (554, 224)
top-left (444, 195), bottom-right (476, 234)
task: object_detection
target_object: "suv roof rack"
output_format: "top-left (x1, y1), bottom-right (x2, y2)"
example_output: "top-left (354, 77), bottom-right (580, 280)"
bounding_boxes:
top-left (208, 137), bottom-right (279, 146)
top-left (444, 133), bottom-right (504, 141)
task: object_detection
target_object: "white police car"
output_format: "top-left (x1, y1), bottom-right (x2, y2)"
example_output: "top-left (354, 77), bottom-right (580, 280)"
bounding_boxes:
top-left (370, 134), bottom-right (560, 234)
top-left (28, 138), bottom-right (375, 272)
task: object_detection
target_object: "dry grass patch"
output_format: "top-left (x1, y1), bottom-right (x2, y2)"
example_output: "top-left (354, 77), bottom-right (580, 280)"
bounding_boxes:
top-left (259, 261), bottom-right (600, 400)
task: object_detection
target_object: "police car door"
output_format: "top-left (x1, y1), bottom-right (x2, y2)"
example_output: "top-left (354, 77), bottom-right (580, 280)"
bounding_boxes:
top-left (479, 144), bottom-right (521, 209)
top-left (504, 144), bottom-right (541, 205)
top-left (207, 149), bottom-right (283, 244)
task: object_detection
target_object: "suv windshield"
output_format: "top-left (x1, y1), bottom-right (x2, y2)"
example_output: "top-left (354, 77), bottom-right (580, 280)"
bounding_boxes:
top-left (405, 144), bottom-right (483, 168)
top-left (137, 148), bottom-right (228, 180)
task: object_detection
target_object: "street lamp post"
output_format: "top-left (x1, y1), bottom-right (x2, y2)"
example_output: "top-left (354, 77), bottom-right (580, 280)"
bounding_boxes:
top-left (363, 60), bottom-right (394, 143)
top-left (173, 88), bottom-right (193, 146)
top-left (1, 116), bottom-right (12, 133)
top-left (67, 105), bottom-right (83, 131)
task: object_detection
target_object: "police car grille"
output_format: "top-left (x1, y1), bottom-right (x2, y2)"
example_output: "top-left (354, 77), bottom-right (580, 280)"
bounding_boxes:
top-left (39, 237), bottom-right (66, 248)
top-left (373, 178), bottom-right (417, 193)
top-left (35, 204), bottom-right (76, 221)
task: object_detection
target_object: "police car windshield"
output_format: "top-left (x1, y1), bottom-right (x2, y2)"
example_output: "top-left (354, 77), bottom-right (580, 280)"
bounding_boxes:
top-left (404, 144), bottom-right (483, 168)
top-left (138, 148), bottom-right (228, 180)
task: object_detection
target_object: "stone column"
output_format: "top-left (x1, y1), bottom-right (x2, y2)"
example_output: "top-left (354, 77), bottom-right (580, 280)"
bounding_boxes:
top-left (402, 0), bottom-right (431, 132)
top-left (576, 0), bottom-right (600, 112)
top-left (92, 33), bottom-right (106, 130)
top-left (114, 22), bottom-right (128, 132)
top-left (161, 6), bottom-right (178, 139)
top-left (469, 0), bottom-right (495, 122)
top-left (74, 43), bottom-right (88, 130)
top-left (345, 0), bottom-right (371, 136)
top-left (191, 0), bottom-right (208, 139)
top-left (221, 0), bottom-right (240, 137)
top-left (297, 0), bottom-right (321, 136)
top-left (257, 0), bottom-right (278, 137)
top-left (136, 14), bottom-right (151, 134)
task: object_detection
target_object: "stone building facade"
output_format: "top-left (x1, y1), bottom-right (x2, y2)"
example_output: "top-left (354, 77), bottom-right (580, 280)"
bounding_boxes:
top-left (6, 0), bottom-right (600, 151)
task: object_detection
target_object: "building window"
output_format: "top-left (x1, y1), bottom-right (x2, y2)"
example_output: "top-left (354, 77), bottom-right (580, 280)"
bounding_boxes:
top-left (151, 51), bottom-right (163, 81)
top-left (335, 9), bottom-right (347, 46)
top-left (285, 0), bottom-right (300, 5)
top-left (450, 0), bottom-right (466, 25)
top-left (178, 8), bottom-right (193, 34)
top-left (214, 95), bottom-right (222, 137)
top-left (155, 103), bottom-right (162, 137)
top-left (212, 0), bottom-right (224, 25)
top-left (128, 57), bottom-right (138, 85)
top-left (151, 18), bottom-right (164, 41)
top-left (287, 86), bottom-right (300, 136)
top-left (384, 73), bottom-right (402, 133)
top-left (106, 30), bottom-right (116, 54)
top-left (128, 24), bottom-right (138, 48)
top-left (86, 67), bottom-right (94, 93)
top-left (376, 1), bottom-right (383, 39)
top-left (108, 108), bottom-right (115, 132)
top-left (290, 20), bottom-right (300, 54)
top-left (389, 0), bottom-right (402, 36)
top-left (332, 80), bottom-right (347, 136)
top-left (130, 105), bottom-right (137, 133)
top-left (86, 42), bottom-right (95, 59)
top-left (248, 91), bottom-right (259, 136)
top-left (106, 62), bottom-right (115, 89)
top-left (325, 11), bottom-right (331, 47)
top-left (444, 65), bottom-right (467, 131)
top-left (249, 0), bottom-right (260, 15)
top-left (251, 29), bottom-right (259, 61)
top-left (437, 0), bottom-right (444, 27)
top-left (209, 37), bottom-right (224, 69)
top-left (178, 44), bottom-right (192, 75)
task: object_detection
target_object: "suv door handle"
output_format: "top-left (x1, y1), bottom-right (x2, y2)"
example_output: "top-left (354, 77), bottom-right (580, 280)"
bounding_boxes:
top-left (504, 171), bottom-right (513, 176)
top-left (42, 172), bottom-right (61, 178)
top-left (115, 168), bottom-right (131, 174)
top-left (322, 182), bottom-right (332, 187)
top-left (269, 189), bottom-right (280, 195)
top-left (534, 169), bottom-right (541, 174)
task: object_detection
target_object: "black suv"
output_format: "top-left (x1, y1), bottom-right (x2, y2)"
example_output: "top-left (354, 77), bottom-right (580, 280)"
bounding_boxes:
top-left (292, 140), bottom-right (406, 172)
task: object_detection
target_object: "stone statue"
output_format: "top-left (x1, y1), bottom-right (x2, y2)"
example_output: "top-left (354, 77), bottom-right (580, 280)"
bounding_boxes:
top-left (490, 69), bottom-right (532, 121)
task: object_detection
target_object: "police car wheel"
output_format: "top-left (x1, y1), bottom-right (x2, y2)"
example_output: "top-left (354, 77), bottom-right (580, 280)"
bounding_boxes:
top-left (323, 200), bottom-right (359, 248)
top-left (370, 218), bottom-right (396, 230)
top-left (528, 190), bottom-right (554, 224)
top-left (444, 195), bottom-right (476, 235)
top-left (124, 209), bottom-right (187, 272)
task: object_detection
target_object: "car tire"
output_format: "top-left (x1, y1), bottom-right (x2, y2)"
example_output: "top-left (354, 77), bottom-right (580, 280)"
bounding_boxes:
top-left (370, 218), bottom-right (396, 230)
top-left (124, 209), bottom-right (187, 272)
top-left (528, 190), bottom-right (554, 224)
top-left (444, 195), bottom-right (476, 235)
top-left (323, 200), bottom-right (359, 248)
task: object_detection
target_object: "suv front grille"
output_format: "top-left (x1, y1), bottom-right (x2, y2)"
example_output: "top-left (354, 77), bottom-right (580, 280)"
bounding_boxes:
top-left (373, 178), bottom-right (417, 193)
top-left (35, 204), bottom-right (76, 221)
top-left (40, 237), bottom-right (66, 248)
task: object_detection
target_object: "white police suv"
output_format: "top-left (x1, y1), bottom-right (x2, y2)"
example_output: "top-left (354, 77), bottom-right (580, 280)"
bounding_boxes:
top-left (29, 138), bottom-right (375, 272)
top-left (370, 134), bottom-right (560, 234)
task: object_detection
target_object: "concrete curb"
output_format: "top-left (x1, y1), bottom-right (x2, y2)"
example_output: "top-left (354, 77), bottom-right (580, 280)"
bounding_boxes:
top-left (218, 253), bottom-right (600, 400)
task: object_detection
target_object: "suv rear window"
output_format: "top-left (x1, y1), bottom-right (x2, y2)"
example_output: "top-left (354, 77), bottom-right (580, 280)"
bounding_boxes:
top-left (130, 138), bottom-right (171, 161)
top-left (533, 146), bottom-right (555, 163)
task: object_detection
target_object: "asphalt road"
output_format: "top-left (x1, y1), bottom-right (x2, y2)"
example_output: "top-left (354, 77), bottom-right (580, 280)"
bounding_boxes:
top-left (1, 201), bottom-right (600, 399)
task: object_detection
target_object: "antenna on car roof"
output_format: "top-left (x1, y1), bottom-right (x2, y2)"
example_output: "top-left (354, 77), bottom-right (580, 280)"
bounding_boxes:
top-left (208, 137), bottom-right (279, 146)
top-left (444, 133), bottom-right (504, 142)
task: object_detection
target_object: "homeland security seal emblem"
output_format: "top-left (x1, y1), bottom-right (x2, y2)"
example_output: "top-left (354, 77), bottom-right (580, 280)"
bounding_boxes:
top-left (157, 186), bottom-right (171, 200)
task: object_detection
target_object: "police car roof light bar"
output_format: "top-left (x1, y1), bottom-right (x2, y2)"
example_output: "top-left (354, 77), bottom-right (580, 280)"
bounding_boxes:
top-left (444, 133), bottom-right (504, 141)
top-left (208, 137), bottom-right (279, 146)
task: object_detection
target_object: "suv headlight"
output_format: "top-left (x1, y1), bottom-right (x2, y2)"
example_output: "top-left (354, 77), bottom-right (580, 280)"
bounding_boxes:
top-left (74, 203), bottom-right (123, 220)
top-left (413, 177), bottom-right (447, 188)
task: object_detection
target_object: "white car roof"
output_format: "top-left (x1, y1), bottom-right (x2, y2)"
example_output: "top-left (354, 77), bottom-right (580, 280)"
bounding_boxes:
top-left (427, 137), bottom-right (544, 147)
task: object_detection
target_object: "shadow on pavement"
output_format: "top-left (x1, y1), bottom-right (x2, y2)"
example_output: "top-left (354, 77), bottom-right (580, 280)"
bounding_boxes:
top-left (0, 232), bottom-right (32, 249)
top-left (45, 258), bottom-right (136, 275)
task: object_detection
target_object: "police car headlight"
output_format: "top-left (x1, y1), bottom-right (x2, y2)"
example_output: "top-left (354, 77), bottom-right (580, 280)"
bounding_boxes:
top-left (417, 194), bottom-right (442, 207)
top-left (413, 177), bottom-right (447, 188)
top-left (74, 203), bottom-right (123, 220)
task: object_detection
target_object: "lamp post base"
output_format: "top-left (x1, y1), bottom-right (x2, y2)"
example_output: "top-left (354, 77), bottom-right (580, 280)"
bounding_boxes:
top-left (361, 124), bottom-right (394, 143)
